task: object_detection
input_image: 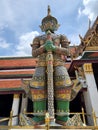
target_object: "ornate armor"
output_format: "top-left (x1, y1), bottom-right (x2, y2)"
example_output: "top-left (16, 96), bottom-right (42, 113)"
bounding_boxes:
top-left (29, 32), bottom-right (73, 125)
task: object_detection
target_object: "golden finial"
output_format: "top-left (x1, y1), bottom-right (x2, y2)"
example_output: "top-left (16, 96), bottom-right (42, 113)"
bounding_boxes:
top-left (88, 18), bottom-right (91, 30)
top-left (48, 5), bottom-right (51, 15)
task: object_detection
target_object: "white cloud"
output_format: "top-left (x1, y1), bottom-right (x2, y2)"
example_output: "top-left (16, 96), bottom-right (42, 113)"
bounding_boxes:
top-left (0, 0), bottom-right (40, 34)
top-left (0, 37), bottom-right (10, 48)
top-left (15, 31), bottom-right (39, 56)
top-left (0, 0), bottom-right (15, 28)
top-left (78, 8), bottom-right (82, 16)
top-left (79, 0), bottom-right (98, 21)
top-left (0, 0), bottom-right (91, 56)
top-left (68, 34), bottom-right (80, 45)
top-left (0, 0), bottom-right (82, 34)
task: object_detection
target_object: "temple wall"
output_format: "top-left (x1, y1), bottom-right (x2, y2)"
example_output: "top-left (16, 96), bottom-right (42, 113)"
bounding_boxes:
top-left (83, 91), bottom-right (94, 125)
top-left (20, 96), bottom-right (28, 113)
top-left (83, 63), bottom-right (98, 125)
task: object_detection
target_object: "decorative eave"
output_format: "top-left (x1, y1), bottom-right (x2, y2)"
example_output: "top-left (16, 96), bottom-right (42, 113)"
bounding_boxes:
top-left (69, 49), bottom-right (98, 78)
top-left (0, 69), bottom-right (35, 79)
top-left (74, 16), bottom-right (98, 58)
top-left (0, 79), bottom-right (24, 94)
top-left (68, 58), bottom-right (98, 77)
top-left (81, 51), bottom-right (98, 60)
top-left (69, 50), bottom-right (98, 77)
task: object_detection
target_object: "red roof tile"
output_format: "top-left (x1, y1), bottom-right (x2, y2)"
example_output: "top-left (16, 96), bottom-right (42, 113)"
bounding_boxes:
top-left (0, 79), bottom-right (22, 89)
top-left (0, 56), bottom-right (72, 69)
top-left (0, 70), bottom-right (35, 76)
top-left (0, 58), bottom-right (37, 68)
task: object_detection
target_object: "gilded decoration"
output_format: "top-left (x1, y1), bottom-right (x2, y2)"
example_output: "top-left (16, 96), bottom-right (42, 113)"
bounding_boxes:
top-left (31, 89), bottom-right (47, 101)
top-left (85, 33), bottom-right (98, 51)
top-left (13, 94), bottom-right (20, 98)
top-left (55, 88), bottom-right (71, 100)
top-left (83, 63), bottom-right (93, 73)
top-left (74, 18), bottom-right (98, 57)
top-left (55, 80), bottom-right (72, 87)
top-left (30, 81), bottom-right (45, 87)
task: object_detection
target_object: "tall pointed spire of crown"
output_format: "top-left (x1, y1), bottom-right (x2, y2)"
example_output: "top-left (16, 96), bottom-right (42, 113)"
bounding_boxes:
top-left (40, 5), bottom-right (60, 33)
top-left (48, 5), bottom-right (51, 16)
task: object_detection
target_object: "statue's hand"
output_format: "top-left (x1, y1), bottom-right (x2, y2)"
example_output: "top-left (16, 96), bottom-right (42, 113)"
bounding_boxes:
top-left (44, 40), bottom-right (56, 51)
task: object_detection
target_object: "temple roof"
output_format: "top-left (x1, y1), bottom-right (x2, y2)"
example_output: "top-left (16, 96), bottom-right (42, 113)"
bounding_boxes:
top-left (81, 51), bottom-right (98, 60)
top-left (0, 57), bottom-right (37, 69)
top-left (0, 79), bottom-right (24, 94)
top-left (74, 16), bottom-right (98, 57)
top-left (84, 16), bottom-right (98, 39)
top-left (0, 57), bottom-right (36, 93)
top-left (0, 69), bottom-right (35, 79)
top-left (68, 52), bottom-right (98, 77)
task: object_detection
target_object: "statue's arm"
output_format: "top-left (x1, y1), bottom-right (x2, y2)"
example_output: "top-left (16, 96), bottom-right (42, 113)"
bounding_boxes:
top-left (54, 47), bottom-right (69, 56)
top-left (54, 35), bottom-right (70, 56)
top-left (31, 37), bottom-right (45, 57)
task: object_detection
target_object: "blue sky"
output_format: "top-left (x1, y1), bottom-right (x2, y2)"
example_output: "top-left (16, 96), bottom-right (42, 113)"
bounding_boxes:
top-left (0, 0), bottom-right (98, 57)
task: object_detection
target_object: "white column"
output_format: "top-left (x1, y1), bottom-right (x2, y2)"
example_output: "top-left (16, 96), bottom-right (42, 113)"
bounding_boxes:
top-left (20, 95), bottom-right (28, 113)
top-left (83, 91), bottom-right (93, 125)
top-left (11, 94), bottom-right (20, 126)
top-left (83, 63), bottom-right (98, 125)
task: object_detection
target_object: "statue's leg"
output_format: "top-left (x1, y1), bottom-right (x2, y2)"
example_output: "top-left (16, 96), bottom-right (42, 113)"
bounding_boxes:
top-left (30, 66), bottom-right (47, 125)
top-left (55, 88), bottom-right (71, 125)
top-left (31, 99), bottom-right (46, 125)
top-left (56, 100), bottom-right (70, 125)
top-left (54, 66), bottom-right (73, 125)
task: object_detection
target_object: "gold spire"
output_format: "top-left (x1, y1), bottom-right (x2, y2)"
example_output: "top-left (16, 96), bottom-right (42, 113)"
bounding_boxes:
top-left (88, 18), bottom-right (91, 29)
top-left (48, 5), bottom-right (51, 16)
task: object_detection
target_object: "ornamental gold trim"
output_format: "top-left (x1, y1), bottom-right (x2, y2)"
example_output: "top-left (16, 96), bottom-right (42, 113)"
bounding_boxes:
top-left (85, 46), bottom-right (98, 51)
top-left (55, 80), bottom-right (72, 86)
top-left (37, 61), bottom-right (46, 66)
top-left (30, 81), bottom-right (45, 87)
top-left (83, 63), bottom-right (93, 73)
top-left (13, 94), bottom-right (20, 98)
top-left (55, 93), bottom-right (71, 100)
top-left (31, 93), bottom-right (46, 100)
